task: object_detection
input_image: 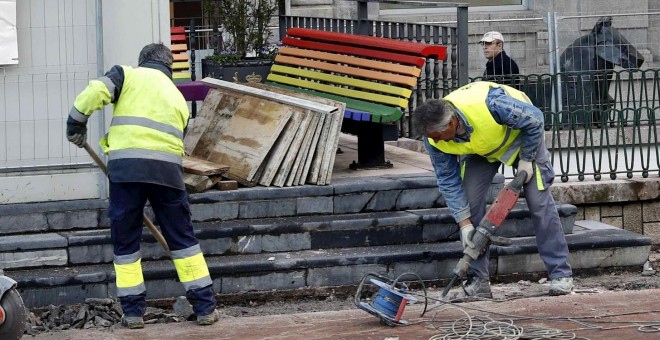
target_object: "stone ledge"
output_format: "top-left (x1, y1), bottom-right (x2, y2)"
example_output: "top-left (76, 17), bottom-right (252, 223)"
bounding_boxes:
top-left (551, 178), bottom-right (660, 204)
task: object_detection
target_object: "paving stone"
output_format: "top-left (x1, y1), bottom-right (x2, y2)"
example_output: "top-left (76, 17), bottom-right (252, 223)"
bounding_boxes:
top-left (644, 222), bottom-right (660, 244)
top-left (47, 210), bottom-right (99, 230)
top-left (199, 237), bottom-right (233, 255)
top-left (642, 201), bottom-right (660, 223)
top-left (310, 225), bottom-right (423, 249)
top-left (297, 196), bottom-right (333, 215)
top-left (0, 213), bottom-right (48, 234)
top-left (0, 249), bottom-right (68, 269)
top-left (623, 204), bottom-right (643, 234)
top-left (602, 217), bottom-right (623, 228)
top-left (190, 185), bottom-right (333, 203)
top-left (601, 204), bottom-right (623, 217)
top-left (262, 233), bottom-right (311, 252)
top-left (423, 223), bottom-right (459, 243)
top-left (98, 209), bottom-right (111, 228)
top-left (334, 193), bottom-right (374, 214)
top-left (221, 271), bottom-right (306, 293)
top-left (568, 247), bottom-right (652, 269)
top-left (144, 279), bottom-right (187, 299)
top-left (389, 261), bottom-right (445, 280)
top-left (584, 206), bottom-right (601, 221)
top-left (307, 264), bottom-right (388, 286)
top-left (235, 235), bottom-right (262, 254)
top-left (68, 244), bottom-right (114, 264)
top-left (0, 233), bottom-right (66, 252)
top-left (191, 202), bottom-right (239, 222)
top-left (0, 199), bottom-right (106, 216)
top-left (19, 284), bottom-right (109, 308)
top-left (364, 190), bottom-right (401, 212)
top-left (332, 177), bottom-right (405, 195)
top-left (395, 188), bottom-right (440, 210)
top-left (239, 199), bottom-right (296, 219)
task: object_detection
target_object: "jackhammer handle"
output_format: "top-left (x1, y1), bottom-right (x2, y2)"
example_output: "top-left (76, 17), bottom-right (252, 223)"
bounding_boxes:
top-left (83, 142), bottom-right (171, 253)
top-left (511, 170), bottom-right (528, 190)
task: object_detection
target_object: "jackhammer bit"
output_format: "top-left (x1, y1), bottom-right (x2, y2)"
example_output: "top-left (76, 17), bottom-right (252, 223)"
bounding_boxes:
top-left (440, 170), bottom-right (528, 299)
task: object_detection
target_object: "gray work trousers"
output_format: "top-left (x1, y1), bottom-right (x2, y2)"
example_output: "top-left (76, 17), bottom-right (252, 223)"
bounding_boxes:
top-left (461, 152), bottom-right (573, 280)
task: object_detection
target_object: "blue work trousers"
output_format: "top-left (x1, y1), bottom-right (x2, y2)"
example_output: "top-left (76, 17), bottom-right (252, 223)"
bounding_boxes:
top-left (108, 181), bottom-right (216, 317)
top-left (461, 154), bottom-right (573, 281)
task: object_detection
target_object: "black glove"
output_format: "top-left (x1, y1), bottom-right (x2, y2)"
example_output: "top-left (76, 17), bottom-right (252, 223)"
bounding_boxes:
top-left (66, 117), bottom-right (87, 148)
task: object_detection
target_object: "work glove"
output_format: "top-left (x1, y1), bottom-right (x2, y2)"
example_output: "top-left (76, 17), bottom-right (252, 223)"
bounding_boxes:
top-left (66, 117), bottom-right (87, 148)
top-left (460, 224), bottom-right (475, 250)
top-left (517, 159), bottom-right (534, 184)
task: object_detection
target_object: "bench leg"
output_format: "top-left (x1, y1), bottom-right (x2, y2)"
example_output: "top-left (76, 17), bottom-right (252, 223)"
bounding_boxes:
top-left (349, 123), bottom-right (395, 170)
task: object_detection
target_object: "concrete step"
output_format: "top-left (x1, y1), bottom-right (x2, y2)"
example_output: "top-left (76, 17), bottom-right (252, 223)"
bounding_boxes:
top-left (0, 202), bottom-right (577, 269)
top-left (7, 220), bottom-right (652, 308)
top-left (0, 173), bottom-right (505, 235)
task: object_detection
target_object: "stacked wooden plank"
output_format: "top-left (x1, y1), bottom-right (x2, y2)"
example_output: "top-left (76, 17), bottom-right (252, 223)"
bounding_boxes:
top-left (183, 78), bottom-right (344, 187)
top-left (182, 156), bottom-right (234, 193)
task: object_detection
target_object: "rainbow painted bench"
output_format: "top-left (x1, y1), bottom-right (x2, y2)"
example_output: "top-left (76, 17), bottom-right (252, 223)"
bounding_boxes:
top-left (265, 28), bottom-right (446, 169)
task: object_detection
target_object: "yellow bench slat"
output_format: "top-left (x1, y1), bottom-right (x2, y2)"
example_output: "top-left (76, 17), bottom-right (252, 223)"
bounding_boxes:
top-left (275, 55), bottom-right (418, 88)
top-left (279, 47), bottom-right (421, 77)
top-left (267, 74), bottom-right (409, 109)
top-left (270, 65), bottom-right (412, 98)
top-left (172, 61), bottom-right (190, 70)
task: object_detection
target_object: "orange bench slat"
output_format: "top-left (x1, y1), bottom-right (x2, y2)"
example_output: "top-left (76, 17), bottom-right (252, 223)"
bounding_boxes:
top-left (278, 46), bottom-right (421, 77)
top-left (282, 37), bottom-right (425, 67)
top-left (171, 43), bottom-right (187, 52)
top-left (286, 27), bottom-right (447, 60)
top-left (274, 55), bottom-right (418, 87)
top-left (173, 53), bottom-right (188, 61)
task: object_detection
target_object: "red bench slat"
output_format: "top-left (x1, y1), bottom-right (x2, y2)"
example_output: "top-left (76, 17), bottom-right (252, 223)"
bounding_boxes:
top-left (287, 28), bottom-right (446, 60)
top-left (170, 26), bottom-right (185, 34)
top-left (282, 37), bottom-right (425, 67)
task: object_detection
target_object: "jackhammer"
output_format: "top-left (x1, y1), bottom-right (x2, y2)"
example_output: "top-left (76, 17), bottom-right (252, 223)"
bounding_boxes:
top-left (440, 170), bottom-right (528, 299)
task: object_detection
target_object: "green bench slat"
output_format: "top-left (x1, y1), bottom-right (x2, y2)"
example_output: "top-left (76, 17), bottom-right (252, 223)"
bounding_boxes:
top-left (265, 81), bottom-right (403, 123)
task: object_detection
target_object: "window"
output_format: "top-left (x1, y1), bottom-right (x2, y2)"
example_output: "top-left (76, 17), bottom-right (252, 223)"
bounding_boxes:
top-left (0, 0), bottom-right (18, 65)
top-left (380, 0), bottom-right (526, 15)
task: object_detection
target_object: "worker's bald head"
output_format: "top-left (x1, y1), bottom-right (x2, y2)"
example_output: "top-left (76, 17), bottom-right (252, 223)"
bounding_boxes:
top-left (138, 43), bottom-right (173, 67)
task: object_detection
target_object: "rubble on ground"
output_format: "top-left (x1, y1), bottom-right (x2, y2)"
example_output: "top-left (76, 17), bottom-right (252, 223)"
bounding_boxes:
top-left (25, 297), bottom-right (189, 335)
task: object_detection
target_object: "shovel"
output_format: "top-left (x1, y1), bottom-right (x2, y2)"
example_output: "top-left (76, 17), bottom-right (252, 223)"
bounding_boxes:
top-left (83, 142), bottom-right (171, 253)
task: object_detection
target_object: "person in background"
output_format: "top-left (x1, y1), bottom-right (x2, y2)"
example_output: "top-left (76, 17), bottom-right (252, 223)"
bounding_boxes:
top-left (413, 81), bottom-right (573, 300)
top-left (66, 43), bottom-right (219, 329)
top-left (481, 31), bottom-right (521, 88)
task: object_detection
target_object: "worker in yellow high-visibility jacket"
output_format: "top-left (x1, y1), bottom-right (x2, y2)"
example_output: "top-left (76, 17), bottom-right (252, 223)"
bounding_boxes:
top-left (66, 43), bottom-right (218, 329)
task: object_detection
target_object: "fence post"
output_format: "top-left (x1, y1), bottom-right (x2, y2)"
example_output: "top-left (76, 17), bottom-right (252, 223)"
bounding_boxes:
top-left (189, 18), bottom-right (197, 118)
top-left (278, 0), bottom-right (287, 42)
top-left (357, 0), bottom-right (369, 35)
top-left (456, 4), bottom-right (469, 86)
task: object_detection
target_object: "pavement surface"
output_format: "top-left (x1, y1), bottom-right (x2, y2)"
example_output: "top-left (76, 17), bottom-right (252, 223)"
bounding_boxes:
top-left (29, 287), bottom-right (660, 340)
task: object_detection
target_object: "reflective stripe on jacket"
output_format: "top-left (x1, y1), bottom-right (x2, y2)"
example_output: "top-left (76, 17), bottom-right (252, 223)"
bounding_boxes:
top-left (428, 81), bottom-right (531, 166)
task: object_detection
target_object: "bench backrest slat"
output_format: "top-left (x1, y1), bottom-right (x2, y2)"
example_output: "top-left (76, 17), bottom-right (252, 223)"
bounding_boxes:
top-left (270, 65), bottom-right (413, 98)
top-left (275, 55), bottom-right (418, 87)
top-left (267, 74), bottom-right (409, 109)
top-left (287, 28), bottom-right (447, 60)
top-left (282, 37), bottom-right (425, 68)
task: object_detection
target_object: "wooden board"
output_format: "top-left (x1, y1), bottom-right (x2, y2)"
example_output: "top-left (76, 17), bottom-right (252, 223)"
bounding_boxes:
top-left (286, 112), bottom-right (321, 187)
top-left (183, 156), bottom-right (229, 176)
top-left (184, 88), bottom-right (229, 156)
top-left (184, 173), bottom-right (213, 193)
top-left (205, 89), bottom-right (293, 182)
top-left (272, 111), bottom-right (314, 187)
top-left (297, 113), bottom-right (326, 185)
top-left (320, 102), bottom-right (345, 185)
top-left (257, 108), bottom-right (305, 186)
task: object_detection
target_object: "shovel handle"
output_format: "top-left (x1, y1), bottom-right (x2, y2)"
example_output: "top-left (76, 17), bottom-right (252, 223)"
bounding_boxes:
top-left (83, 142), bottom-right (171, 253)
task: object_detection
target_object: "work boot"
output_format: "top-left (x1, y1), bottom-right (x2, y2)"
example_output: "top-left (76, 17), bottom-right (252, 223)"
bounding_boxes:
top-left (121, 316), bottom-right (144, 329)
top-left (462, 275), bottom-right (492, 298)
top-left (197, 309), bottom-right (220, 326)
top-left (549, 277), bottom-right (573, 296)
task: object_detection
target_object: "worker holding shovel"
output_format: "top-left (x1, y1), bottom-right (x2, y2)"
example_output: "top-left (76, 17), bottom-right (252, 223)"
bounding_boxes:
top-left (413, 81), bottom-right (573, 300)
top-left (66, 43), bottom-right (219, 329)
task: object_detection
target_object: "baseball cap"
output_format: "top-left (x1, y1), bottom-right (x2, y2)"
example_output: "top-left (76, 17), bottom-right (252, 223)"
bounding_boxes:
top-left (480, 31), bottom-right (504, 43)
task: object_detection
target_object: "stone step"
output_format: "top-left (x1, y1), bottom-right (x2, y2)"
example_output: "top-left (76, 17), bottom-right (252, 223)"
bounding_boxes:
top-left (0, 173), bottom-right (505, 235)
top-left (0, 202), bottom-right (577, 269)
top-left (7, 221), bottom-right (652, 308)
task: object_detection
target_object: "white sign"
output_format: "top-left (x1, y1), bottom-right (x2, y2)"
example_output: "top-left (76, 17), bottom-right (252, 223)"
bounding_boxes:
top-left (0, 0), bottom-right (18, 65)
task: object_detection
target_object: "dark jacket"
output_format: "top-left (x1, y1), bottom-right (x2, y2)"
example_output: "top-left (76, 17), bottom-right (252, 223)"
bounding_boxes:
top-left (483, 51), bottom-right (520, 88)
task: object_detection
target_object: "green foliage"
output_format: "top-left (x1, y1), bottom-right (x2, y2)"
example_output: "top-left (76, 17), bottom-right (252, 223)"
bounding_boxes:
top-left (202, 0), bottom-right (278, 63)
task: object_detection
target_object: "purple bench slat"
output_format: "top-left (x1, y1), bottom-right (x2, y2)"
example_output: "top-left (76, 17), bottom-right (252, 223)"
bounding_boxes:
top-left (176, 81), bottom-right (211, 101)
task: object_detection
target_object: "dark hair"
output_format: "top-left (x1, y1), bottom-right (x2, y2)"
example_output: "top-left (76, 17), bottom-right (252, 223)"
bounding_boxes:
top-left (138, 43), bottom-right (173, 67)
top-left (412, 99), bottom-right (455, 138)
